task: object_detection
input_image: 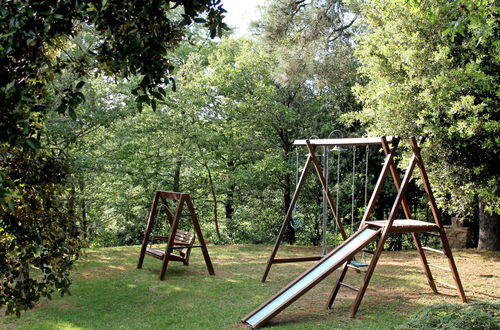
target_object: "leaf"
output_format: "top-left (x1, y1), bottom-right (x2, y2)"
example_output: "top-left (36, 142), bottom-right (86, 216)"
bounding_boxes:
top-left (169, 77), bottom-right (176, 92)
top-left (25, 138), bottom-right (40, 151)
top-left (151, 98), bottom-right (157, 112)
top-left (56, 102), bottom-right (67, 114)
top-left (150, 90), bottom-right (163, 100)
top-left (136, 95), bottom-right (150, 105)
top-left (68, 108), bottom-right (77, 121)
top-left (75, 81), bottom-right (85, 89)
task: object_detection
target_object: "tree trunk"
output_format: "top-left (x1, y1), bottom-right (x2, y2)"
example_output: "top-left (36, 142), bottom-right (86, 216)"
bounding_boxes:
top-left (225, 184), bottom-right (234, 221)
top-left (283, 171), bottom-right (295, 244)
top-left (172, 158), bottom-right (182, 192)
top-left (79, 180), bottom-right (87, 245)
top-left (478, 197), bottom-right (500, 250)
top-left (204, 164), bottom-right (222, 242)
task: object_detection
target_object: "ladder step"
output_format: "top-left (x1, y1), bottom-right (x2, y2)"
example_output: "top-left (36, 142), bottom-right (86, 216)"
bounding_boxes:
top-left (423, 232), bottom-right (440, 237)
top-left (422, 246), bottom-right (445, 255)
top-left (340, 282), bottom-right (359, 292)
top-left (362, 249), bottom-right (375, 255)
top-left (427, 263), bottom-right (451, 272)
top-left (435, 280), bottom-right (457, 290)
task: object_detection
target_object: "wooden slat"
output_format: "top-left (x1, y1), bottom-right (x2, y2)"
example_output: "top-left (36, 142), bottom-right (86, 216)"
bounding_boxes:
top-left (171, 245), bottom-right (205, 249)
top-left (365, 219), bottom-right (440, 233)
top-left (272, 256), bottom-right (323, 264)
top-left (340, 282), bottom-right (360, 292)
top-left (294, 137), bottom-right (393, 146)
top-left (427, 263), bottom-right (451, 272)
top-left (423, 232), bottom-right (440, 237)
top-left (156, 191), bottom-right (185, 201)
top-left (422, 246), bottom-right (446, 255)
top-left (435, 280), bottom-right (458, 290)
top-left (146, 248), bottom-right (164, 259)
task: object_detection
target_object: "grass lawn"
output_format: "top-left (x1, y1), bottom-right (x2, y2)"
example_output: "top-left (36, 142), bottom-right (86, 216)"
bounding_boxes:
top-left (1, 244), bottom-right (499, 329)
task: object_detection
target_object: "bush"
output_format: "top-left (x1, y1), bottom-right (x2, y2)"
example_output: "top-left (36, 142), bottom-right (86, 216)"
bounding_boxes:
top-left (398, 302), bottom-right (499, 330)
top-left (0, 148), bottom-right (83, 316)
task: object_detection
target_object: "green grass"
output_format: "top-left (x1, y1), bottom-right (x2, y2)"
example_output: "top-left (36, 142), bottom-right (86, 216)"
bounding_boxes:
top-left (1, 245), bottom-right (498, 329)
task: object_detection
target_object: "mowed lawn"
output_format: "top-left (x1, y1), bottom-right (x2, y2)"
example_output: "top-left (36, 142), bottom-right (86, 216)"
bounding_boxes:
top-left (1, 244), bottom-right (499, 329)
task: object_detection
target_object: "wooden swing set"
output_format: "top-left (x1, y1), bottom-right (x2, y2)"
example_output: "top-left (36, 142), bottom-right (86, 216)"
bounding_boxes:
top-left (137, 191), bottom-right (215, 280)
top-left (249, 136), bottom-right (466, 327)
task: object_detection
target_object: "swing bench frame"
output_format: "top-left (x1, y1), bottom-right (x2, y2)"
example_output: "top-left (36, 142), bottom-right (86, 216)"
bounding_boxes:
top-left (261, 136), bottom-right (466, 319)
top-left (137, 191), bottom-right (215, 280)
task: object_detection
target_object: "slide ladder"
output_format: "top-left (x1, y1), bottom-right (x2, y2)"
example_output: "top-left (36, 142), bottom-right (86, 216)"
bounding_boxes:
top-left (242, 227), bottom-right (381, 328)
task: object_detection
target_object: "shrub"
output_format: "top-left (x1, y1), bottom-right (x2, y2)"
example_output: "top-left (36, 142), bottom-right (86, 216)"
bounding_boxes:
top-left (398, 302), bottom-right (499, 330)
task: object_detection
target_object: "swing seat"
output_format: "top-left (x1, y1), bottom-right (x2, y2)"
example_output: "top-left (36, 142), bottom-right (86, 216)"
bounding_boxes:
top-left (146, 229), bottom-right (195, 265)
top-left (349, 260), bottom-right (367, 268)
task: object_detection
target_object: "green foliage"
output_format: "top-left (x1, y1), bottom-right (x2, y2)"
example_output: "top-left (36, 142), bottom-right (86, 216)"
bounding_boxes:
top-left (1, 0), bottom-right (227, 315)
top-left (350, 0), bottom-right (500, 219)
top-left (0, 0), bottom-right (227, 193)
top-left (398, 302), bottom-right (500, 330)
top-left (0, 147), bottom-right (83, 316)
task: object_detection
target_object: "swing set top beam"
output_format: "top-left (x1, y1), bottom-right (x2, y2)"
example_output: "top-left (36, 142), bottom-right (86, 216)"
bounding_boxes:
top-left (293, 136), bottom-right (394, 147)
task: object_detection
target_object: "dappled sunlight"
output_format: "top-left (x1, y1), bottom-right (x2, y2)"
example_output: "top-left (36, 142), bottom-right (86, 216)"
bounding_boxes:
top-left (2, 245), bottom-right (498, 329)
top-left (53, 321), bottom-right (82, 329)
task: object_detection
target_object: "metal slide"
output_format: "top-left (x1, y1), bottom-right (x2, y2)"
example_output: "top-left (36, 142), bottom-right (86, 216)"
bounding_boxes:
top-left (242, 227), bottom-right (381, 328)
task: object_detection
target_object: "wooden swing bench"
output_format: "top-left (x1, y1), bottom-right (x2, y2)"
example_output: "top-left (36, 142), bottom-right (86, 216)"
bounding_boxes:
top-left (145, 229), bottom-right (195, 265)
top-left (137, 191), bottom-right (215, 280)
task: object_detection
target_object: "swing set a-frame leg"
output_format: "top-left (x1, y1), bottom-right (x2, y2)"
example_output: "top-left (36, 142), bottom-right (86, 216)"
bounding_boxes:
top-left (261, 152), bottom-right (313, 282)
top-left (409, 137), bottom-right (466, 302)
top-left (262, 141), bottom-right (347, 283)
top-left (381, 137), bottom-right (437, 293)
top-left (349, 146), bottom-right (420, 317)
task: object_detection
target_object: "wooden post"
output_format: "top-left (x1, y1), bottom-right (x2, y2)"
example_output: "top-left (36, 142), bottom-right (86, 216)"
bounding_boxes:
top-left (409, 137), bottom-right (467, 302)
top-left (137, 191), bottom-right (160, 269)
top-left (349, 152), bottom-right (418, 317)
top-left (358, 138), bottom-right (399, 228)
top-left (382, 137), bottom-right (437, 293)
top-left (185, 195), bottom-right (215, 275)
top-left (159, 196), bottom-right (184, 280)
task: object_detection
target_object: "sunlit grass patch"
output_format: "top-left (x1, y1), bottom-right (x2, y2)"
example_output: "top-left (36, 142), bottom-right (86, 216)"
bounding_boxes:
top-left (1, 245), bottom-right (498, 329)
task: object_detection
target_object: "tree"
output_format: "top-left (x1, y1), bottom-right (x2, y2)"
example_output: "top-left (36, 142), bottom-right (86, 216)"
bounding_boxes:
top-left (0, 0), bottom-right (227, 200)
top-left (0, 148), bottom-right (82, 316)
top-left (350, 0), bottom-right (499, 249)
top-left (254, 0), bottom-right (363, 242)
top-left (0, 0), bottom-right (227, 315)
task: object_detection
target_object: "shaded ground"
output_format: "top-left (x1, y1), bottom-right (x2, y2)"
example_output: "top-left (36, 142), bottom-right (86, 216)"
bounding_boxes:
top-left (1, 244), bottom-right (498, 329)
